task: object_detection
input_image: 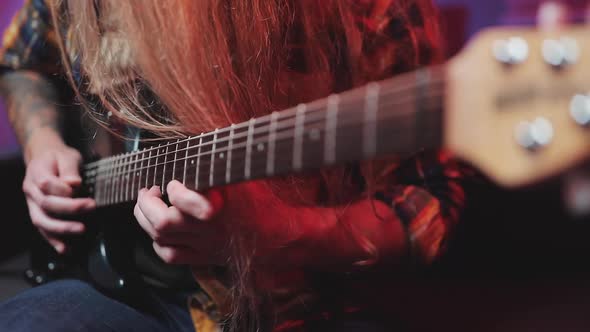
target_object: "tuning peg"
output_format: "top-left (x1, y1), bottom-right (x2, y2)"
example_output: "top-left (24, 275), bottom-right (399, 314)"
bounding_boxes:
top-left (514, 117), bottom-right (554, 151)
top-left (542, 37), bottom-right (580, 67)
top-left (493, 37), bottom-right (529, 65)
top-left (570, 94), bottom-right (590, 126)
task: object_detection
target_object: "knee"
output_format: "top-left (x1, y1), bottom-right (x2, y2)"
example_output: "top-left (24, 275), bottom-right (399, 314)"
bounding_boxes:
top-left (0, 279), bottom-right (102, 332)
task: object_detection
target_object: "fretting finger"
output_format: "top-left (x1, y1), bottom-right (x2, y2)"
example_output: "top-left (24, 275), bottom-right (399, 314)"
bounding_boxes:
top-left (167, 180), bottom-right (216, 220)
top-left (137, 186), bottom-right (187, 233)
top-left (134, 201), bottom-right (158, 239)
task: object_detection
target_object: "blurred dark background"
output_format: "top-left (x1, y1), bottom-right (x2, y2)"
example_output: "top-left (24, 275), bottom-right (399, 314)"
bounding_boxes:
top-left (2, 0), bottom-right (590, 330)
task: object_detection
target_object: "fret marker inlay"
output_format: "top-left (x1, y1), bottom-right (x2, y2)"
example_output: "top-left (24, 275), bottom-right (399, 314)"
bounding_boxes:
top-left (363, 82), bottom-right (380, 158)
top-left (226, 124), bottom-right (235, 184)
top-left (267, 112), bottom-right (279, 175)
top-left (325, 94), bottom-right (339, 165)
top-left (245, 119), bottom-right (255, 179)
top-left (293, 104), bottom-right (306, 171)
top-left (210, 129), bottom-right (218, 187)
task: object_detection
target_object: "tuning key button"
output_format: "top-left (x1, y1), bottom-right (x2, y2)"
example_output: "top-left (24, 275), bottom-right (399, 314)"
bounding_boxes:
top-left (515, 117), bottom-right (554, 151)
top-left (570, 94), bottom-right (590, 126)
top-left (543, 37), bottom-right (580, 68)
top-left (493, 37), bottom-right (529, 65)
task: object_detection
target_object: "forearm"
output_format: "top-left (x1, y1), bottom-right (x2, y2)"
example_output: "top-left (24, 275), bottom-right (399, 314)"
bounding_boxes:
top-left (0, 70), bottom-right (65, 162)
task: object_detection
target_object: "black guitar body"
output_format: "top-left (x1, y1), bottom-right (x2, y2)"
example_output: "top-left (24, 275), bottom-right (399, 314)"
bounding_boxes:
top-left (27, 200), bottom-right (198, 300)
top-left (23, 62), bottom-right (448, 298)
top-left (85, 204), bottom-right (143, 297)
top-left (25, 121), bottom-right (197, 298)
top-left (26, 203), bottom-right (144, 299)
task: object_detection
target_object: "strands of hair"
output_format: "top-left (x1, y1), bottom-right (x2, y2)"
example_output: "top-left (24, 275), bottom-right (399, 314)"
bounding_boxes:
top-left (51, 0), bottom-right (442, 330)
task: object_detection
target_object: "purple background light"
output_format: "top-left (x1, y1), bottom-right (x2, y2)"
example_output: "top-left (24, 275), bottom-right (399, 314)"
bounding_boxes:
top-left (0, 0), bottom-right (23, 158)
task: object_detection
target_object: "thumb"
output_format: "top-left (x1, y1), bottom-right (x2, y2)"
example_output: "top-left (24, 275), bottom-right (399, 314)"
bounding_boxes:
top-left (57, 153), bottom-right (82, 186)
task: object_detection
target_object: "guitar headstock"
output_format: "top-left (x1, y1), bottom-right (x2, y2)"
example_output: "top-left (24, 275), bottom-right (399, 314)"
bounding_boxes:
top-left (445, 25), bottom-right (590, 188)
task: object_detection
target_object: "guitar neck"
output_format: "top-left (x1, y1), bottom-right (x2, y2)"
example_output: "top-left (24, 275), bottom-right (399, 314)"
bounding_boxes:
top-left (83, 66), bottom-right (446, 207)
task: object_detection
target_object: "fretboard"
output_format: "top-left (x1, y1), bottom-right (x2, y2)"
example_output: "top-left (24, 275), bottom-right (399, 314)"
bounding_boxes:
top-left (83, 66), bottom-right (445, 207)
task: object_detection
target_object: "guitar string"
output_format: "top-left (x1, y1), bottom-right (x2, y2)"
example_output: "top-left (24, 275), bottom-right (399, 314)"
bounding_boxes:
top-left (95, 125), bottom-right (440, 206)
top-left (84, 77), bottom-right (444, 174)
top-left (86, 92), bottom-right (443, 193)
top-left (94, 118), bottom-right (441, 205)
top-left (89, 76), bottom-right (445, 204)
top-left (83, 70), bottom-right (445, 170)
top-left (90, 97), bottom-right (442, 204)
top-left (85, 91), bottom-right (443, 182)
top-left (84, 85), bottom-right (444, 180)
top-left (84, 66), bottom-right (445, 170)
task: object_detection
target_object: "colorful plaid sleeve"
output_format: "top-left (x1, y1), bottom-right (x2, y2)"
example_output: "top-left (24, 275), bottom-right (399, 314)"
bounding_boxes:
top-left (354, 0), bottom-right (466, 265)
top-left (351, 0), bottom-right (442, 81)
top-left (375, 151), bottom-right (466, 265)
top-left (0, 0), bottom-right (61, 75)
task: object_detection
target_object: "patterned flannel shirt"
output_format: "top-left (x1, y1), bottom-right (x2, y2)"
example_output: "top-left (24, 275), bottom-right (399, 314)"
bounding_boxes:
top-left (1, 0), bottom-right (468, 330)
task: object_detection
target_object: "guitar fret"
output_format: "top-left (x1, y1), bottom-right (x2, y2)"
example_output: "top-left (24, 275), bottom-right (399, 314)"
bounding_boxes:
top-left (116, 156), bottom-right (125, 203)
top-left (136, 151), bottom-right (143, 195)
top-left (244, 119), bottom-right (255, 179)
top-left (363, 83), bottom-right (380, 158)
top-left (101, 161), bottom-right (107, 205)
top-left (125, 154), bottom-right (132, 202)
top-left (325, 95), bottom-right (339, 164)
top-left (195, 135), bottom-right (203, 190)
top-left (226, 125), bottom-right (235, 184)
top-left (153, 144), bottom-right (161, 187)
top-left (293, 104), bottom-right (306, 170)
top-left (183, 139), bottom-right (190, 185)
top-left (94, 163), bottom-right (101, 205)
top-left (112, 156), bottom-right (119, 204)
top-left (108, 157), bottom-right (114, 205)
top-left (162, 145), bottom-right (170, 193)
top-left (124, 155), bottom-right (130, 202)
top-left (145, 148), bottom-right (152, 189)
top-left (111, 157), bottom-right (117, 204)
top-left (95, 161), bottom-right (103, 205)
top-left (210, 129), bottom-right (218, 187)
top-left (105, 157), bottom-right (112, 205)
top-left (83, 66), bottom-right (446, 208)
top-left (130, 153), bottom-right (137, 200)
top-left (112, 156), bottom-right (120, 204)
top-left (137, 150), bottom-right (144, 192)
top-left (94, 162), bottom-right (101, 205)
top-left (172, 139), bottom-right (180, 182)
top-left (121, 154), bottom-right (127, 202)
top-left (118, 155), bottom-right (124, 203)
top-left (267, 112), bottom-right (279, 175)
top-left (118, 155), bottom-right (125, 203)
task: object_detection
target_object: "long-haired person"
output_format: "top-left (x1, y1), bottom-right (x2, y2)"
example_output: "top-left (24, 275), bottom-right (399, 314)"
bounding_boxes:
top-left (0, 0), bottom-right (465, 331)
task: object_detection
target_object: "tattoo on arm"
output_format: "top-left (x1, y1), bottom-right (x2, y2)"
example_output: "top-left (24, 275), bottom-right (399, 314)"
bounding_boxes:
top-left (0, 71), bottom-right (62, 147)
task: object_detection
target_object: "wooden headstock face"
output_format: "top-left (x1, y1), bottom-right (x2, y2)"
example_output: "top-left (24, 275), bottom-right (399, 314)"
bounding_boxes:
top-left (445, 25), bottom-right (590, 188)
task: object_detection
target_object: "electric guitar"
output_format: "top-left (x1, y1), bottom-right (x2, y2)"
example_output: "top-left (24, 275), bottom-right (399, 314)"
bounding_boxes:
top-left (25, 25), bottom-right (590, 327)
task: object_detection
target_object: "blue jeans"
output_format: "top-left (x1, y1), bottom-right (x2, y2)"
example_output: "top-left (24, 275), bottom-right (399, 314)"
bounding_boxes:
top-left (0, 279), bottom-right (393, 332)
top-left (0, 279), bottom-right (195, 332)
